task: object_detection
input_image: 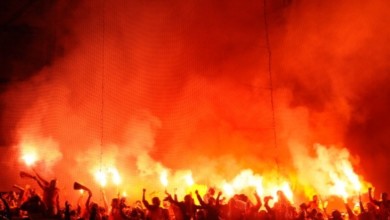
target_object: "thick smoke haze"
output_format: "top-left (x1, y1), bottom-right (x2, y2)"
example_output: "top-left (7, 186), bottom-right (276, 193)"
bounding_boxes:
top-left (0, 0), bottom-right (389, 204)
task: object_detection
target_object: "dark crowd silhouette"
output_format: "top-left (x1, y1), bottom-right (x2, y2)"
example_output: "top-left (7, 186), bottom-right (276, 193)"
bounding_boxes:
top-left (0, 170), bottom-right (388, 220)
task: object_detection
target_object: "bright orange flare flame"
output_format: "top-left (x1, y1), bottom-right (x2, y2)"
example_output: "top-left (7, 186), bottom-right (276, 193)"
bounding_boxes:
top-left (220, 169), bottom-right (263, 199)
top-left (93, 165), bottom-right (123, 188)
top-left (222, 182), bottom-right (235, 198)
top-left (160, 170), bottom-right (168, 187)
top-left (109, 167), bottom-right (121, 186)
top-left (267, 182), bottom-right (294, 204)
top-left (21, 152), bottom-right (38, 166)
top-left (94, 170), bottom-right (107, 187)
top-left (341, 161), bottom-right (362, 192)
top-left (330, 176), bottom-right (348, 202)
top-left (217, 169), bottom-right (297, 204)
top-left (184, 173), bottom-right (194, 186)
top-left (280, 182), bottom-right (294, 203)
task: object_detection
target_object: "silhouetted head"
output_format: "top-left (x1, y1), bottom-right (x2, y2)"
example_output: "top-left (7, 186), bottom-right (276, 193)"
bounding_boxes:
top-left (90, 202), bottom-right (99, 213)
top-left (152, 197), bottom-right (161, 207)
top-left (331, 210), bottom-right (342, 220)
top-left (49, 179), bottom-right (57, 188)
top-left (98, 206), bottom-right (106, 214)
top-left (276, 190), bottom-right (286, 201)
top-left (120, 197), bottom-right (126, 205)
top-left (134, 200), bottom-right (142, 209)
top-left (317, 212), bottom-right (325, 220)
top-left (184, 194), bottom-right (192, 204)
top-left (111, 198), bottom-right (119, 208)
top-left (299, 203), bottom-right (308, 211)
top-left (381, 192), bottom-right (388, 201)
top-left (208, 187), bottom-right (215, 196)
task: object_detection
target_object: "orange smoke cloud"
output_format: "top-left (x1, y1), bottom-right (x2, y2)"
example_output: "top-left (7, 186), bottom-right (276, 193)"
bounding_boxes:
top-left (0, 0), bottom-right (389, 206)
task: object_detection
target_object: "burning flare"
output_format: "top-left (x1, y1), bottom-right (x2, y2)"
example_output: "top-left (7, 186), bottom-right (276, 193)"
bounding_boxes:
top-left (184, 172), bottom-right (194, 187)
top-left (21, 152), bottom-right (38, 167)
top-left (94, 169), bottom-right (108, 188)
top-left (160, 170), bottom-right (169, 188)
top-left (109, 167), bottom-right (122, 186)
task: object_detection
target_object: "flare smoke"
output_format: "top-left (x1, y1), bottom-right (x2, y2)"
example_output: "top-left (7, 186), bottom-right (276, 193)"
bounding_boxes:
top-left (0, 0), bottom-right (389, 201)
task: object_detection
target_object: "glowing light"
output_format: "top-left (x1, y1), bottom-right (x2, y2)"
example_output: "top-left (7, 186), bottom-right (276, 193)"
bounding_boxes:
top-left (122, 191), bottom-right (127, 198)
top-left (109, 167), bottom-right (121, 186)
top-left (184, 172), bottom-right (194, 186)
top-left (256, 184), bottom-right (264, 198)
top-left (95, 170), bottom-right (107, 187)
top-left (219, 169), bottom-right (263, 199)
top-left (79, 189), bottom-right (84, 195)
top-left (330, 176), bottom-right (348, 202)
top-left (160, 170), bottom-right (169, 187)
top-left (353, 201), bottom-right (360, 214)
top-left (22, 152), bottom-right (38, 166)
top-left (341, 161), bottom-right (362, 192)
top-left (21, 144), bottom-right (38, 166)
top-left (280, 182), bottom-right (294, 203)
top-left (299, 144), bottom-right (371, 202)
top-left (222, 182), bottom-right (234, 198)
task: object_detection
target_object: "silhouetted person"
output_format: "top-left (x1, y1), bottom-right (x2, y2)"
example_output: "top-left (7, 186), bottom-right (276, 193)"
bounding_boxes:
top-left (308, 195), bottom-right (324, 214)
top-left (142, 188), bottom-right (168, 220)
top-left (264, 195), bottom-right (275, 220)
top-left (297, 203), bottom-right (308, 220)
top-left (245, 192), bottom-right (262, 220)
top-left (20, 192), bottom-right (46, 219)
top-left (84, 188), bottom-right (107, 220)
top-left (368, 187), bottom-right (390, 220)
top-left (109, 198), bottom-right (122, 220)
top-left (359, 200), bottom-right (377, 220)
top-left (331, 210), bottom-right (343, 220)
top-left (164, 190), bottom-right (199, 220)
top-left (125, 200), bottom-right (145, 220)
top-left (228, 194), bottom-right (248, 220)
top-left (345, 198), bottom-right (362, 220)
top-left (32, 169), bottom-right (60, 217)
top-left (195, 189), bottom-right (222, 220)
top-left (203, 187), bottom-right (216, 204)
top-left (0, 194), bottom-right (12, 220)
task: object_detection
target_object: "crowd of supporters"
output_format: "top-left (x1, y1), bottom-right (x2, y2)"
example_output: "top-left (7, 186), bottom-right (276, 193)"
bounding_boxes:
top-left (0, 170), bottom-right (389, 220)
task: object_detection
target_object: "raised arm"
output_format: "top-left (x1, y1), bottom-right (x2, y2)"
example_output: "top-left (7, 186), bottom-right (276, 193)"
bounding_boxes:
top-left (345, 202), bottom-right (356, 220)
top-left (32, 169), bottom-right (49, 186)
top-left (359, 194), bottom-right (366, 213)
top-left (34, 177), bottom-right (46, 190)
top-left (86, 190), bottom-right (92, 212)
top-left (368, 187), bottom-right (381, 206)
top-left (164, 190), bottom-right (179, 206)
top-left (251, 192), bottom-right (262, 211)
top-left (56, 192), bottom-right (60, 214)
top-left (216, 191), bottom-right (222, 207)
top-left (142, 189), bottom-right (151, 210)
top-left (101, 189), bottom-right (108, 211)
top-left (195, 190), bottom-right (206, 207)
top-left (64, 201), bottom-right (71, 220)
top-left (264, 196), bottom-right (274, 215)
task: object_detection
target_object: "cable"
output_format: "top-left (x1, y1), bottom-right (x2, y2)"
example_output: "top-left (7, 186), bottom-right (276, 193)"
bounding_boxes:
top-left (99, 0), bottom-right (106, 201)
top-left (263, 0), bottom-right (280, 177)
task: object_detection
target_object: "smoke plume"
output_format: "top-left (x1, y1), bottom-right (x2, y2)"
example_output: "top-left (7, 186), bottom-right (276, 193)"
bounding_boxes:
top-left (0, 0), bottom-right (389, 204)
